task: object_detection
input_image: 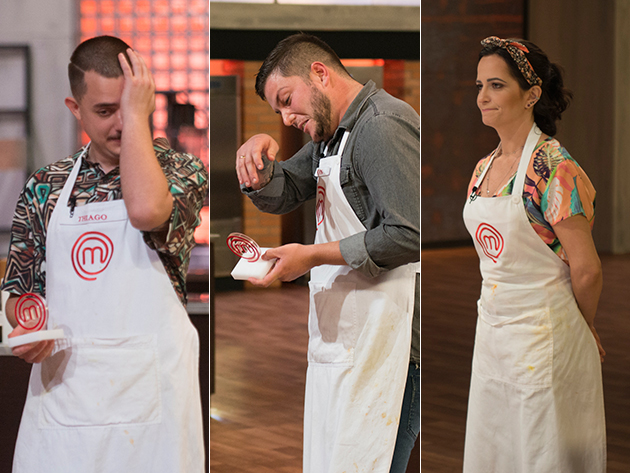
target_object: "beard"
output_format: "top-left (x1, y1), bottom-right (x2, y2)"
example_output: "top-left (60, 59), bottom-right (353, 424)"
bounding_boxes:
top-left (309, 85), bottom-right (333, 143)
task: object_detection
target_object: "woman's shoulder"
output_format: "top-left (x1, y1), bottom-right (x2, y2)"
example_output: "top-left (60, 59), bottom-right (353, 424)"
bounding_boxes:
top-left (531, 137), bottom-right (583, 181)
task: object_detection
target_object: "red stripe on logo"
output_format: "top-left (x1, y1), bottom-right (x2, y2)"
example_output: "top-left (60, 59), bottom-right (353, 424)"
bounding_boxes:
top-left (475, 223), bottom-right (504, 263)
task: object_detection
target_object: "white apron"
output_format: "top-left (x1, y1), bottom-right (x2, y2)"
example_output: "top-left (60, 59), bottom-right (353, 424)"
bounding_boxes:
top-left (462, 124), bottom-right (606, 472)
top-left (303, 131), bottom-right (418, 473)
top-left (13, 145), bottom-right (205, 473)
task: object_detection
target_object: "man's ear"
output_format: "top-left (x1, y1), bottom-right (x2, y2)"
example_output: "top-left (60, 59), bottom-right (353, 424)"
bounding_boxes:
top-left (310, 62), bottom-right (330, 87)
top-left (65, 97), bottom-right (82, 121)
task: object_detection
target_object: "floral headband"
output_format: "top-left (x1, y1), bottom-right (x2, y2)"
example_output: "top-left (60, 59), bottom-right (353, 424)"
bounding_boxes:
top-left (481, 36), bottom-right (542, 87)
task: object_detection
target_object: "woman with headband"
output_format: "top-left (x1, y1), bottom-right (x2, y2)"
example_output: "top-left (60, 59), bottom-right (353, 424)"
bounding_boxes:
top-left (462, 37), bottom-right (606, 471)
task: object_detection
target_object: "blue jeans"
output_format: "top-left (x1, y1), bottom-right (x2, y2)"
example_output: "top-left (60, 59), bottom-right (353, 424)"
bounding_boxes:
top-left (389, 362), bottom-right (420, 473)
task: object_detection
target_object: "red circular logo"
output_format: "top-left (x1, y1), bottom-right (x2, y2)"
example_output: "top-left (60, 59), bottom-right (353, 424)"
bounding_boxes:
top-left (71, 231), bottom-right (114, 281)
top-left (316, 185), bottom-right (326, 226)
top-left (226, 233), bottom-right (261, 262)
top-left (475, 223), bottom-right (504, 263)
top-left (15, 293), bottom-right (47, 331)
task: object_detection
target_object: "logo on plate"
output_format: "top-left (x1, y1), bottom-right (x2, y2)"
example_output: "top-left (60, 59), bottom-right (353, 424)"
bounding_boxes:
top-left (226, 233), bottom-right (261, 262)
top-left (15, 293), bottom-right (47, 331)
top-left (71, 231), bottom-right (114, 281)
top-left (475, 223), bottom-right (504, 263)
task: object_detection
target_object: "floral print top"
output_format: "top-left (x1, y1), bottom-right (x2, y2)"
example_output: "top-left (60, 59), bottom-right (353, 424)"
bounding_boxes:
top-left (467, 137), bottom-right (596, 264)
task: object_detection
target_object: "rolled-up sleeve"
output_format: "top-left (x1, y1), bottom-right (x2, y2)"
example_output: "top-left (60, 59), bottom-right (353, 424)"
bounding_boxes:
top-left (144, 150), bottom-right (208, 257)
top-left (243, 142), bottom-right (317, 214)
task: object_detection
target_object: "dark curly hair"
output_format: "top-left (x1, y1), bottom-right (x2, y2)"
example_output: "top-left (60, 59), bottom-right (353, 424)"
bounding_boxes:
top-left (479, 39), bottom-right (572, 136)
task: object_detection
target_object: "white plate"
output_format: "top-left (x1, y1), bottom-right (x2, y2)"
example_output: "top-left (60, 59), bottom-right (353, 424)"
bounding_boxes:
top-left (231, 247), bottom-right (276, 280)
top-left (8, 329), bottom-right (65, 348)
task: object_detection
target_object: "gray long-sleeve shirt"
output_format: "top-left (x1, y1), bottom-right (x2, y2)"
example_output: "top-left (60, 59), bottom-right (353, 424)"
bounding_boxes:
top-left (243, 81), bottom-right (419, 363)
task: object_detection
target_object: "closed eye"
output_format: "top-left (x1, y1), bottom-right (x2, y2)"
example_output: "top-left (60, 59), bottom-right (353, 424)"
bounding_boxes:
top-left (95, 108), bottom-right (116, 117)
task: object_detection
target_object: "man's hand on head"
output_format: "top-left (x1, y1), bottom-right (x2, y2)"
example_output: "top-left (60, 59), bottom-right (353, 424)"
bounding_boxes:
top-left (116, 48), bottom-right (172, 231)
top-left (118, 48), bottom-right (156, 123)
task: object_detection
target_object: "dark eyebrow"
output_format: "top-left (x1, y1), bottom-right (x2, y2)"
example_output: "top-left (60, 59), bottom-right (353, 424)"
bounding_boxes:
top-left (485, 77), bottom-right (507, 83)
top-left (93, 102), bottom-right (118, 109)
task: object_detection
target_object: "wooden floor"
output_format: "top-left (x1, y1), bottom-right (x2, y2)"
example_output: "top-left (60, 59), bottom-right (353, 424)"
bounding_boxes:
top-left (210, 283), bottom-right (420, 472)
top-left (422, 247), bottom-right (630, 472)
top-left (210, 285), bottom-right (308, 473)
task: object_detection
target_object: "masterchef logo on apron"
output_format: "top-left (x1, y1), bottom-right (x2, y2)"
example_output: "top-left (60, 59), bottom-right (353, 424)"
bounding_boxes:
top-left (475, 223), bottom-right (504, 263)
top-left (71, 231), bottom-right (114, 281)
top-left (316, 184), bottom-right (326, 226)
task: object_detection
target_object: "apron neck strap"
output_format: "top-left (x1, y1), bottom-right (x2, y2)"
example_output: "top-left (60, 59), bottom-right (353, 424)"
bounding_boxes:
top-left (471, 147), bottom-right (499, 191)
top-left (323, 130), bottom-right (350, 157)
top-left (58, 142), bottom-right (90, 207)
top-left (512, 123), bottom-right (542, 197)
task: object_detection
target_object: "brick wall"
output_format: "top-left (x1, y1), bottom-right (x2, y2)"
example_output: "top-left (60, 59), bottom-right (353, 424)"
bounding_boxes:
top-left (241, 61), bottom-right (284, 251)
top-left (404, 61), bottom-right (420, 115)
top-left (384, 60), bottom-right (406, 102)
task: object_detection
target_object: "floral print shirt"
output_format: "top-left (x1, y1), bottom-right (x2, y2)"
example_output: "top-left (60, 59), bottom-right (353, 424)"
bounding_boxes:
top-left (467, 137), bottom-right (596, 264)
top-left (1, 138), bottom-right (208, 306)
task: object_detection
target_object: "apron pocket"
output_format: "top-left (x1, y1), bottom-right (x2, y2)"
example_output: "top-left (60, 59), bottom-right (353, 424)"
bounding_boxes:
top-left (474, 304), bottom-right (553, 387)
top-left (308, 280), bottom-right (357, 364)
top-left (38, 334), bottom-right (161, 428)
